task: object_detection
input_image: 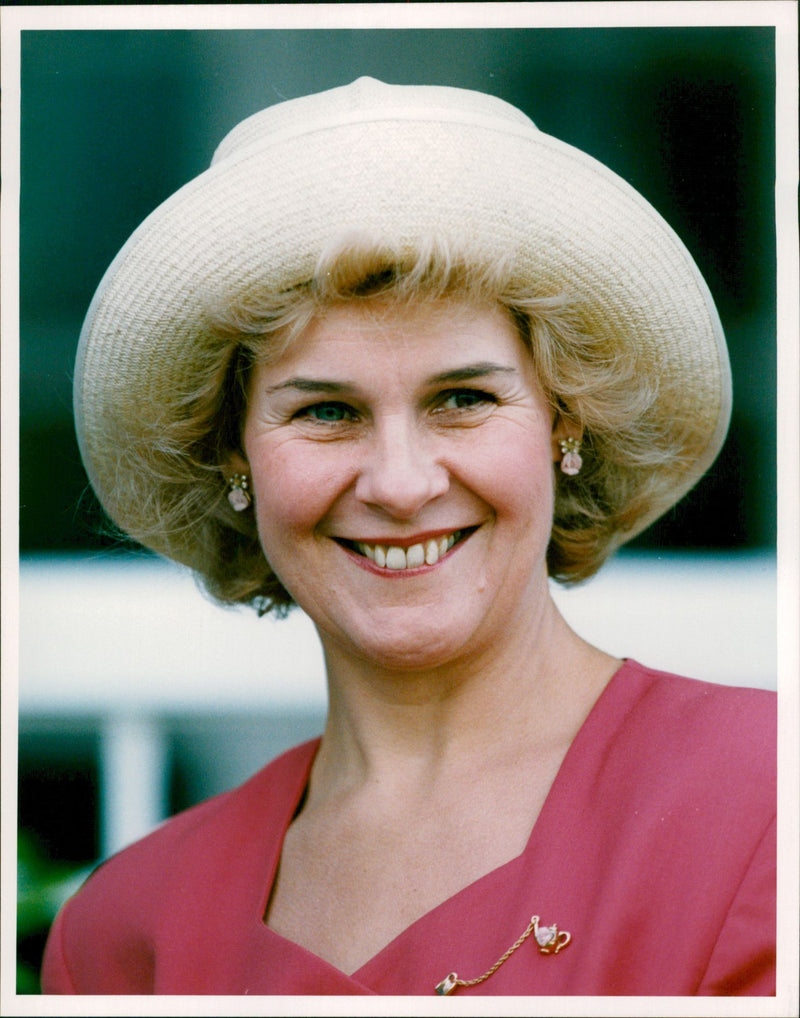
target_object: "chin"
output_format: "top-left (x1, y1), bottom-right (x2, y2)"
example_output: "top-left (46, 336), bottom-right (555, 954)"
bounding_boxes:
top-left (354, 643), bottom-right (462, 674)
top-left (322, 609), bottom-right (491, 675)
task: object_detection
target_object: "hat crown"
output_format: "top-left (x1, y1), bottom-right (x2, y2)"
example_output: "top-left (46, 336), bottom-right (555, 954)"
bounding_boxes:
top-left (211, 76), bottom-right (537, 166)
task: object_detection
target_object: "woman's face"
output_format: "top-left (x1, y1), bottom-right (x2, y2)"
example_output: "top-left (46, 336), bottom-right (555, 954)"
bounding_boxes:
top-left (240, 298), bottom-right (567, 672)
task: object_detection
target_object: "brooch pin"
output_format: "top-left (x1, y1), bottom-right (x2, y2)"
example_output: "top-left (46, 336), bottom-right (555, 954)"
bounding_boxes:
top-left (532, 914), bottom-right (571, 955)
top-left (435, 914), bottom-right (571, 995)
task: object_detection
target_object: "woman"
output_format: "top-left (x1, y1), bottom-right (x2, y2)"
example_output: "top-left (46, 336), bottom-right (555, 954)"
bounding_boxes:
top-left (41, 77), bottom-right (774, 996)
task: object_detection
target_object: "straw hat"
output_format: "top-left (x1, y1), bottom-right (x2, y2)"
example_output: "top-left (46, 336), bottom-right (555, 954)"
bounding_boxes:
top-left (74, 76), bottom-right (731, 559)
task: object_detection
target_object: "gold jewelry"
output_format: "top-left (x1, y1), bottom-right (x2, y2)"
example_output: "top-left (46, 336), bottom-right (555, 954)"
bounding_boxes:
top-left (435, 914), bottom-right (571, 994)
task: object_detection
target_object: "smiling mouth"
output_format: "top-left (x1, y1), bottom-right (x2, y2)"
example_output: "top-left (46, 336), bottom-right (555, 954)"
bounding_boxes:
top-left (336, 529), bottom-right (474, 571)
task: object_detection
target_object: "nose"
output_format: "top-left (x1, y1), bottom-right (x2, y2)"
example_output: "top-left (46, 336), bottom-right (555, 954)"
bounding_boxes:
top-left (354, 416), bottom-right (449, 519)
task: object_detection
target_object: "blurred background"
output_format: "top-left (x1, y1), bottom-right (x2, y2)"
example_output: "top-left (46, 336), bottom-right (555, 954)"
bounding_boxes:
top-left (16, 26), bottom-right (776, 990)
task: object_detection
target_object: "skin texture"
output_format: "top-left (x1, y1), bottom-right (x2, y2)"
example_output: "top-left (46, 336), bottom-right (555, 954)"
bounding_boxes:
top-left (229, 299), bottom-right (619, 972)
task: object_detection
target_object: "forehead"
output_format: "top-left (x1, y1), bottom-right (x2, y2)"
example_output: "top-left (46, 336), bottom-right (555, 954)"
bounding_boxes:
top-left (259, 298), bottom-right (526, 375)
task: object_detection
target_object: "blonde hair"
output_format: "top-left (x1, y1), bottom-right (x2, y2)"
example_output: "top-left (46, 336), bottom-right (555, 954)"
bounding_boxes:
top-left (113, 235), bottom-right (695, 614)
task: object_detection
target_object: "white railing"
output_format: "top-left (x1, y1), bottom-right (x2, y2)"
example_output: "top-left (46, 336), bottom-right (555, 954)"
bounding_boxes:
top-left (16, 551), bottom-right (776, 856)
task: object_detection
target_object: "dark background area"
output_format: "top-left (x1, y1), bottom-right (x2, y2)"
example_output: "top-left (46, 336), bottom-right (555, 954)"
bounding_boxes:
top-left (20, 27), bottom-right (776, 557)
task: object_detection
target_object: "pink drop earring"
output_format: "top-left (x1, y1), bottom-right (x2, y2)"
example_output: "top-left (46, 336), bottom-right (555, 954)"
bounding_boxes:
top-left (559, 438), bottom-right (582, 476)
top-left (227, 473), bottom-right (252, 511)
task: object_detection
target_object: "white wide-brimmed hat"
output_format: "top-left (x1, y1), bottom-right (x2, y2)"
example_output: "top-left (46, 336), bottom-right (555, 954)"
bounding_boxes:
top-left (75, 76), bottom-right (731, 559)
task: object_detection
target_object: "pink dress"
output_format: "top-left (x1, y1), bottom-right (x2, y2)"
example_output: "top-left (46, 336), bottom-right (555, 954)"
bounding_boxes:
top-left (41, 660), bottom-right (776, 996)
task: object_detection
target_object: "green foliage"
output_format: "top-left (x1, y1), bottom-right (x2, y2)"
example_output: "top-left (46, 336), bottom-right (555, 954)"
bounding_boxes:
top-left (17, 830), bottom-right (93, 994)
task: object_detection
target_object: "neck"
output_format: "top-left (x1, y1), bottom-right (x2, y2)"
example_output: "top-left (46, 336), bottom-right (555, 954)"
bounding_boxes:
top-left (309, 593), bottom-right (617, 802)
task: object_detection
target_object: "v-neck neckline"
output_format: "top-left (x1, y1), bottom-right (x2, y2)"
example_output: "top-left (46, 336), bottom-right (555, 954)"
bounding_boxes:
top-left (253, 658), bottom-right (636, 988)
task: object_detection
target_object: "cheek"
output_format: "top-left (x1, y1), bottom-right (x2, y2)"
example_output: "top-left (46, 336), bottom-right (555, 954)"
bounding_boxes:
top-left (249, 443), bottom-right (350, 543)
top-left (460, 425), bottom-right (556, 514)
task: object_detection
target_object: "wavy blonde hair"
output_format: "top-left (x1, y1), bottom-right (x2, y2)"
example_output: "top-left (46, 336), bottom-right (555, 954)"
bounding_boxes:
top-left (116, 235), bottom-right (692, 614)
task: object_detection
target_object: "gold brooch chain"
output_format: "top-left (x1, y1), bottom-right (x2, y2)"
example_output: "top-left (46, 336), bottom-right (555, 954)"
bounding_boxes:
top-left (435, 914), bottom-right (571, 995)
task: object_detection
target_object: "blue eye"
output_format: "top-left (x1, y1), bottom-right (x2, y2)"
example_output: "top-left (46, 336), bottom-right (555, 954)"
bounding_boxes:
top-left (301, 401), bottom-right (357, 423)
top-left (437, 389), bottom-right (496, 411)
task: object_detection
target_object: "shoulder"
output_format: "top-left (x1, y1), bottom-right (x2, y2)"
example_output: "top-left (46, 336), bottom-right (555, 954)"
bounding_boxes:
top-left (598, 660), bottom-right (776, 809)
top-left (588, 662), bottom-right (777, 993)
top-left (616, 659), bottom-right (775, 749)
top-left (101, 736), bottom-right (317, 868)
top-left (41, 738), bottom-right (319, 993)
top-left (107, 734), bottom-right (316, 868)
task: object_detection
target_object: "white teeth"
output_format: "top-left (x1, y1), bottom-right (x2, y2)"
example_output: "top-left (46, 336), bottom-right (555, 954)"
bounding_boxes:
top-left (406, 543), bottom-right (425, 568)
top-left (386, 547), bottom-right (407, 570)
top-left (424, 539), bottom-right (439, 565)
top-left (355, 531), bottom-right (463, 571)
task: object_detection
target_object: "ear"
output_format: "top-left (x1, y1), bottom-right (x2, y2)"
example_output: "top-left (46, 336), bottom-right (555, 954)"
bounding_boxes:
top-left (224, 451), bottom-right (250, 480)
top-left (551, 413), bottom-right (582, 464)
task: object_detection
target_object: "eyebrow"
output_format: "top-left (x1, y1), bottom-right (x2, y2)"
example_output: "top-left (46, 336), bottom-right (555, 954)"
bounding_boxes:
top-left (265, 362), bottom-right (517, 395)
top-left (265, 378), bottom-right (348, 395)
top-left (427, 362), bottom-right (517, 384)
